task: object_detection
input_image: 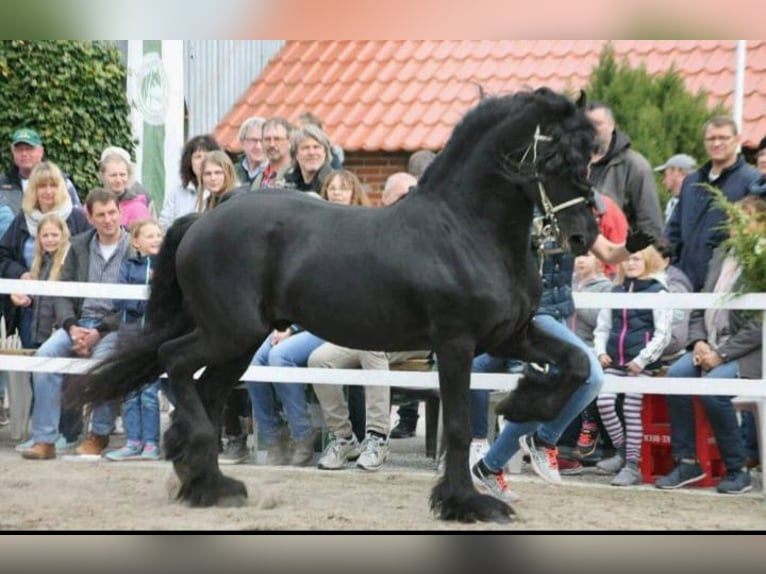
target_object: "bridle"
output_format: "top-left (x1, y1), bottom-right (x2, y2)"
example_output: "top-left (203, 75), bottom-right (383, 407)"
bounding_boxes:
top-left (517, 125), bottom-right (593, 272)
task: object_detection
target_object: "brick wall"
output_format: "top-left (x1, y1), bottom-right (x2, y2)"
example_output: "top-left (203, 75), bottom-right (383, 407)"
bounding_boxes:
top-left (344, 151), bottom-right (409, 205)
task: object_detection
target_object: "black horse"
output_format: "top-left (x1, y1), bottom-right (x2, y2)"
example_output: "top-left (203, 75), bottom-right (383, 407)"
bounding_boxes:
top-left (71, 87), bottom-right (599, 523)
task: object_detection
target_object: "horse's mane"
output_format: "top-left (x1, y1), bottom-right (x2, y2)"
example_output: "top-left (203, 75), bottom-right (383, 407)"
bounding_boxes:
top-left (419, 93), bottom-right (526, 187)
top-left (531, 89), bottom-right (597, 187)
top-left (420, 88), bottom-right (595, 191)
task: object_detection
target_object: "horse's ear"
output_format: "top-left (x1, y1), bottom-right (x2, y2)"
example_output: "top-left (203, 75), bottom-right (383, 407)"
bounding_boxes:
top-left (576, 90), bottom-right (588, 109)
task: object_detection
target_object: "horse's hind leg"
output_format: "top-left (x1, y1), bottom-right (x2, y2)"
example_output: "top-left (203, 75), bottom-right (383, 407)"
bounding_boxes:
top-left (496, 315), bottom-right (597, 423)
top-left (429, 335), bottom-right (514, 524)
top-left (160, 332), bottom-right (253, 507)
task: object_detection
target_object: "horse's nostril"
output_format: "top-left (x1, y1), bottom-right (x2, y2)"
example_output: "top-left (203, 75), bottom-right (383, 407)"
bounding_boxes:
top-left (570, 234), bottom-right (585, 246)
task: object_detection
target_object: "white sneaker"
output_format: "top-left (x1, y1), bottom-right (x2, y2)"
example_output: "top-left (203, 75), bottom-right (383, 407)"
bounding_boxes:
top-left (471, 462), bottom-right (520, 503)
top-left (356, 433), bottom-right (390, 471)
top-left (518, 433), bottom-right (563, 485)
top-left (318, 434), bottom-right (360, 470)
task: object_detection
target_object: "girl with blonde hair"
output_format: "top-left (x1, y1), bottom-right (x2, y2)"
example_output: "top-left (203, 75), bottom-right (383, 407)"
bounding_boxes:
top-left (593, 244), bottom-right (673, 486)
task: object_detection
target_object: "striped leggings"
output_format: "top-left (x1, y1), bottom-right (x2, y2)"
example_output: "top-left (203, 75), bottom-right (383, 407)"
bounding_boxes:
top-left (597, 393), bottom-right (643, 463)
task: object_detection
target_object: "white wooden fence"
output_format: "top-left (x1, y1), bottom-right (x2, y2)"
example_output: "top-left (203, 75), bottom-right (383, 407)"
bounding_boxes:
top-left (1, 278), bottom-right (764, 495)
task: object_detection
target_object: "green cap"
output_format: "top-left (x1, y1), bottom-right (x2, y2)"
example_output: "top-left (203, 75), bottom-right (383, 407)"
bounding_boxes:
top-left (11, 128), bottom-right (42, 147)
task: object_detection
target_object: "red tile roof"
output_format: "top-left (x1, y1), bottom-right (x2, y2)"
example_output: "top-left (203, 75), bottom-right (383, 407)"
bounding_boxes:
top-left (215, 40), bottom-right (766, 153)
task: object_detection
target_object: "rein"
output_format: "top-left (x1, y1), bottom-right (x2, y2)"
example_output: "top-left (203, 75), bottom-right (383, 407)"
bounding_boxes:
top-left (518, 125), bottom-right (590, 273)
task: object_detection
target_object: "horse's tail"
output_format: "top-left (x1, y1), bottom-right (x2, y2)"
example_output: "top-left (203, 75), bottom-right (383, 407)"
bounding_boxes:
top-left (66, 213), bottom-right (201, 408)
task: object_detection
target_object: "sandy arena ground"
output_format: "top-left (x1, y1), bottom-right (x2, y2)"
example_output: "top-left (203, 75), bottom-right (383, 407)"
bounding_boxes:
top-left (1, 410), bottom-right (763, 531)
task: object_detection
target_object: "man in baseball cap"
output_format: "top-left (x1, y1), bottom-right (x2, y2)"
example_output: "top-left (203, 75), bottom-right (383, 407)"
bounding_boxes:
top-left (654, 153), bottom-right (697, 173)
top-left (654, 154), bottom-right (697, 224)
top-left (11, 127), bottom-right (43, 147)
top-left (1, 127), bottom-right (81, 232)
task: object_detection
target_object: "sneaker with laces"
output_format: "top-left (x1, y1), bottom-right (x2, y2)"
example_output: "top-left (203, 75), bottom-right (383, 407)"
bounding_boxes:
top-left (655, 461), bottom-right (706, 489)
top-left (596, 450), bottom-right (625, 474)
top-left (105, 440), bottom-right (144, 461)
top-left (218, 436), bottom-right (249, 465)
top-left (318, 434), bottom-right (361, 470)
top-left (471, 462), bottom-right (520, 503)
top-left (716, 469), bottom-right (752, 494)
top-left (573, 423), bottom-right (600, 459)
top-left (141, 443), bottom-right (161, 460)
top-left (557, 456), bottom-right (584, 475)
top-left (518, 433), bottom-right (562, 485)
top-left (611, 461), bottom-right (643, 486)
top-left (357, 433), bottom-right (390, 471)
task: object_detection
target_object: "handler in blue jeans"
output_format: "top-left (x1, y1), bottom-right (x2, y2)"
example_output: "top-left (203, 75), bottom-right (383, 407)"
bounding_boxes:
top-left (470, 219), bottom-right (653, 501)
top-left (472, 313), bottom-right (604, 501)
top-left (246, 327), bottom-right (322, 467)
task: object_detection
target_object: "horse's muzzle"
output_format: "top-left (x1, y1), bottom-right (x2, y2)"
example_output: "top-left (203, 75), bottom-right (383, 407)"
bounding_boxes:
top-left (567, 233), bottom-right (591, 255)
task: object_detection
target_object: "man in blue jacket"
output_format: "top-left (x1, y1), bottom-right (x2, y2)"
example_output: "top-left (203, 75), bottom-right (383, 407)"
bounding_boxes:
top-left (664, 116), bottom-right (760, 292)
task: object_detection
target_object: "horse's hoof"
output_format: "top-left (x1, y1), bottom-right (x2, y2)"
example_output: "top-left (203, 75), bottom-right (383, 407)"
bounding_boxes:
top-left (431, 482), bottom-right (515, 524)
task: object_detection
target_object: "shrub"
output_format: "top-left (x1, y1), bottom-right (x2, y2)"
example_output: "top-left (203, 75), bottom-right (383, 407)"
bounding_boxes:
top-left (0, 40), bottom-right (133, 199)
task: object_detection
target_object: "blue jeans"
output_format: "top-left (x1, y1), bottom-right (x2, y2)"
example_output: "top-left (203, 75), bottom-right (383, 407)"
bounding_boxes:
top-left (471, 354), bottom-right (524, 439)
top-left (122, 380), bottom-right (160, 445)
top-left (483, 313), bottom-right (603, 472)
top-left (19, 306), bottom-right (33, 348)
top-left (665, 351), bottom-right (745, 471)
top-left (246, 331), bottom-right (322, 443)
top-left (31, 321), bottom-right (119, 443)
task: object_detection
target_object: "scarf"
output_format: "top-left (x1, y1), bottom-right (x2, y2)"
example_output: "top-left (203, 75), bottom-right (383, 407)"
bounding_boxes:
top-left (24, 199), bottom-right (73, 238)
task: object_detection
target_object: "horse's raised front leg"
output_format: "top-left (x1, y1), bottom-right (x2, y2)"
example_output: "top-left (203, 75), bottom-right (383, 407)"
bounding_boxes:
top-left (495, 316), bottom-right (592, 423)
top-left (429, 335), bottom-right (514, 524)
top-left (160, 332), bottom-right (251, 508)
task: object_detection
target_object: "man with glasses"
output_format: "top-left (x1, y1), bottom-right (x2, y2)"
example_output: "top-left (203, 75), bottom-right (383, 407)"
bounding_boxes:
top-left (664, 116), bottom-right (760, 291)
top-left (253, 117), bottom-right (294, 189)
top-left (234, 116), bottom-right (267, 188)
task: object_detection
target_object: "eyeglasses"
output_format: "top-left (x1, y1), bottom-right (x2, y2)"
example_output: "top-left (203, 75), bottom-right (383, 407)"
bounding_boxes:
top-left (243, 137), bottom-right (262, 144)
top-left (704, 135), bottom-right (734, 144)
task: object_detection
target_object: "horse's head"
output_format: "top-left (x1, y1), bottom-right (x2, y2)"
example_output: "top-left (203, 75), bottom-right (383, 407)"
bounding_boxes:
top-left (420, 88), bottom-right (600, 256)
top-left (509, 89), bottom-right (600, 256)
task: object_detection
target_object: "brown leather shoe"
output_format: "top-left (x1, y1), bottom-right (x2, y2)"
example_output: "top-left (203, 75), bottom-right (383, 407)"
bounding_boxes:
top-left (21, 443), bottom-right (56, 460)
top-left (76, 434), bottom-right (109, 456)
